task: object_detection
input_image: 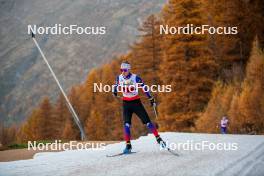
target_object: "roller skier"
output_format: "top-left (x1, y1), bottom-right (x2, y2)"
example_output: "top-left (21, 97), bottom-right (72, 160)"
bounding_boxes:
top-left (113, 61), bottom-right (166, 154)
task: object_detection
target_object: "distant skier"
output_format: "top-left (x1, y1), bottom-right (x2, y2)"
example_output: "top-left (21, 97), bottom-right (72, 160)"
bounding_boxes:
top-left (113, 61), bottom-right (166, 154)
top-left (220, 116), bottom-right (229, 134)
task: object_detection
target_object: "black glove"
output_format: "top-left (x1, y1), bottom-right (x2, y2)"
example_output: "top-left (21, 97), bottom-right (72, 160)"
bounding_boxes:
top-left (113, 92), bottom-right (117, 97)
top-left (149, 97), bottom-right (156, 107)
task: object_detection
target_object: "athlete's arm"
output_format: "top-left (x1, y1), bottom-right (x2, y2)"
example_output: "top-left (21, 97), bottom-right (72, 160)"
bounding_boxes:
top-left (135, 75), bottom-right (151, 98)
top-left (113, 76), bottom-right (119, 97)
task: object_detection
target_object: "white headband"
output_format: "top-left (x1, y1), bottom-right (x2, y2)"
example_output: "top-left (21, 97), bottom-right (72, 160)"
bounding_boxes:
top-left (120, 63), bottom-right (131, 70)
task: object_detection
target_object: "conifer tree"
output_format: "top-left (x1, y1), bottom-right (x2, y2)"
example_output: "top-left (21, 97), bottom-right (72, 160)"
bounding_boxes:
top-left (231, 41), bottom-right (264, 133)
top-left (52, 94), bottom-right (68, 138)
top-left (206, 0), bottom-right (256, 81)
top-left (130, 14), bottom-right (163, 86)
top-left (38, 97), bottom-right (53, 139)
top-left (158, 0), bottom-right (218, 131)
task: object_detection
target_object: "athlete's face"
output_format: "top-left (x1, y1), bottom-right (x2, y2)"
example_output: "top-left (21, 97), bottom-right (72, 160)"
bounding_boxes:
top-left (120, 68), bottom-right (129, 77)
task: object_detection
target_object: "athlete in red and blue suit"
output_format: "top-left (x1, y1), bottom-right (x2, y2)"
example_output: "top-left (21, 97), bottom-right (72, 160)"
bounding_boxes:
top-left (113, 61), bottom-right (166, 154)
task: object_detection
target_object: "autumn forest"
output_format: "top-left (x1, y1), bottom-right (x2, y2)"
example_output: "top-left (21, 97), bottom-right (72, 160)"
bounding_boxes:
top-left (1, 0), bottom-right (264, 145)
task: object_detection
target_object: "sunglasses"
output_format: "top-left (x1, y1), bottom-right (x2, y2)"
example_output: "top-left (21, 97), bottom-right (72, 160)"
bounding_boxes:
top-left (120, 69), bottom-right (129, 72)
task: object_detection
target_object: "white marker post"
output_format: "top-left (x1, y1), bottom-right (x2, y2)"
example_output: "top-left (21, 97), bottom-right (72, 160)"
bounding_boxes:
top-left (31, 31), bottom-right (86, 140)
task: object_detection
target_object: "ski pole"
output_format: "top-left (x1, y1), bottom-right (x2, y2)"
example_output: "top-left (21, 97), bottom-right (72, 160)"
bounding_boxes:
top-left (153, 103), bottom-right (158, 119)
top-left (152, 102), bottom-right (160, 129)
top-left (30, 31), bottom-right (86, 140)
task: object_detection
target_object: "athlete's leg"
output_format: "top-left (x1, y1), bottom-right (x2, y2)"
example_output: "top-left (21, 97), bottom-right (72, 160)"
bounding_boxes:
top-left (221, 127), bottom-right (227, 134)
top-left (123, 101), bottom-right (133, 152)
top-left (123, 101), bottom-right (133, 142)
top-left (146, 121), bottom-right (159, 137)
top-left (132, 99), bottom-right (166, 147)
top-left (132, 100), bottom-right (159, 137)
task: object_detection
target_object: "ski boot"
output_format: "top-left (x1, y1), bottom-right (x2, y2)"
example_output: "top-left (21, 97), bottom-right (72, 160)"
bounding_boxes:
top-left (156, 135), bottom-right (166, 148)
top-left (123, 142), bottom-right (132, 154)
